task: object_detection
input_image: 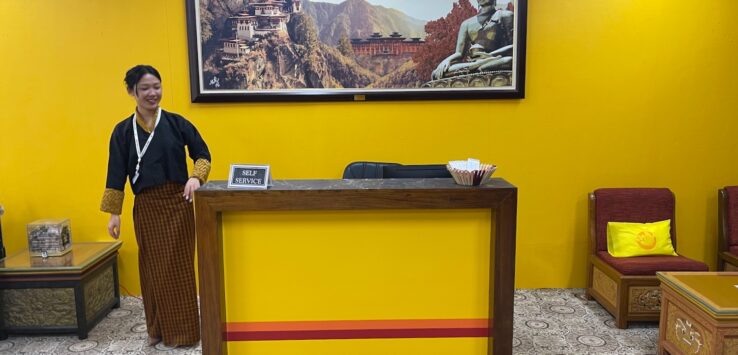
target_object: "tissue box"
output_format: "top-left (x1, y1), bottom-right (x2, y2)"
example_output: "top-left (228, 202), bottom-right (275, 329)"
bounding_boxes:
top-left (26, 219), bottom-right (72, 256)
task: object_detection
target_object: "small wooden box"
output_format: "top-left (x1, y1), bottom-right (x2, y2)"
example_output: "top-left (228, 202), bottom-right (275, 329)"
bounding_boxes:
top-left (26, 219), bottom-right (72, 256)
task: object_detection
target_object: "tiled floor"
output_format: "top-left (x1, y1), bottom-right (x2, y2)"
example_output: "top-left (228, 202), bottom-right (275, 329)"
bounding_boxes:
top-left (0, 289), bottom-right (658, 354)
top-left (0, 296), bottom-right (200, 355)
top-left (512, 289), bottom-right (658, 354)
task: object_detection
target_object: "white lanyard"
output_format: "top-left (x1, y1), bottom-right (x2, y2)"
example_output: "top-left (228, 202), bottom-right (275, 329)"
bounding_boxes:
top-left (132, 107), bottom-right (162, 184)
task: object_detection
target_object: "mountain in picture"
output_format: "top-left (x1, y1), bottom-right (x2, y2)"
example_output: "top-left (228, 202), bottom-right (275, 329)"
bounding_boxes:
top-left (302, 0), bottom-right (426, 45)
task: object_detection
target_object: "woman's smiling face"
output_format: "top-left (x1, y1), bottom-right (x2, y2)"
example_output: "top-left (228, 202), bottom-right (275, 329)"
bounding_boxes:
top-left (131, 73), bottom-right (162, 111)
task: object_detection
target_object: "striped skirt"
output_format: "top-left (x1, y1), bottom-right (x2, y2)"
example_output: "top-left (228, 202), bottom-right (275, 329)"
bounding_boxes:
top-left (133, 182), bottom-right (200, 346)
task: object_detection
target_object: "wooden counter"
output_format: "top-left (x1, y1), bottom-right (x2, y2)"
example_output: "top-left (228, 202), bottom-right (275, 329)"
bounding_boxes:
top-left (194, 178), bottom-right (517, 355)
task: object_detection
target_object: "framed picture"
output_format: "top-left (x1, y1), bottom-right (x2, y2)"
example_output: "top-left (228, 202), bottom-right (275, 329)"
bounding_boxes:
top-left (185, 0), bottom-right (527, 102)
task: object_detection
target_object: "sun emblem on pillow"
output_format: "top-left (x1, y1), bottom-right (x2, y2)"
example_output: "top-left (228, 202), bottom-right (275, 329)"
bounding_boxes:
top-left (635, 230), bottom-right (657, 250)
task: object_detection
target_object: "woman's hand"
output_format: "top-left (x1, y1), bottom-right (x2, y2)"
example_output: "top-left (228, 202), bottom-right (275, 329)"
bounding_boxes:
top-left (108, 214), bottom-right (121, 239)
top-left (183, 177), bottom-right (201, 203)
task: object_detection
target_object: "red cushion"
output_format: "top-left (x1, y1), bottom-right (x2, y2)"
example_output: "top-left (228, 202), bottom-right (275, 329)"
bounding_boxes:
top-left (594, 188), bottom-right (676, 252)
top-left (596, 251), bottom-right (708, 276)
top-left (729, 246), bottom-right (738, 256)
top-left (724, 186), bottom-right (738, 247)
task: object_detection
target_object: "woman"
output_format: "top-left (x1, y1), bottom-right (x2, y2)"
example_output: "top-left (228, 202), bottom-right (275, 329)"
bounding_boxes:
top-left (100, 65), bottom-right (210, 347)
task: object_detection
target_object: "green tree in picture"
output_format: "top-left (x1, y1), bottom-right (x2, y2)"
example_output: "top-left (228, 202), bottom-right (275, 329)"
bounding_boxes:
top-left (337, 35), bottom-right (354, 57)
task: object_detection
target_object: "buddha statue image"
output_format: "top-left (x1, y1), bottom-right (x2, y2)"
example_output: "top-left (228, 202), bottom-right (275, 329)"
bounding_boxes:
top-left (431, 0), bottom-right (514, 81)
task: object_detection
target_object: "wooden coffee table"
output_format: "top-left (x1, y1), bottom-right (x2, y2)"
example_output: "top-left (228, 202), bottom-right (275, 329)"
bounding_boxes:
top-left (657, 272), bottom-right (738, 355)
top-left (0, 242), bottom-right (121, 339)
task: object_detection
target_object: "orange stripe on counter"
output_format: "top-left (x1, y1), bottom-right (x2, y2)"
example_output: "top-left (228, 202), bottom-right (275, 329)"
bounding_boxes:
top-left (225, 319), bottom-right (491, 341)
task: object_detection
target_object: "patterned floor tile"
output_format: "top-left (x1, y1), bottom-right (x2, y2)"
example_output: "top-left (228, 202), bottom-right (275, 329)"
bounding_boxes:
top-left (512, 289), bottom-right (659, 354)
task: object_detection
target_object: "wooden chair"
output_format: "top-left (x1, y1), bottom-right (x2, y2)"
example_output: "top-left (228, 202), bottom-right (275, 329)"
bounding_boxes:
top-left (585, 188), bottom-right (708, 329)
top-left (718, 186), bottom-right (738, 271)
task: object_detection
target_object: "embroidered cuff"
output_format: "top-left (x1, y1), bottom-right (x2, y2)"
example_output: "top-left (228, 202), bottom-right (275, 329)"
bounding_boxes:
top-left (101, 188), bottom-right (124, 215)
top-left (191, 159), bottom-right (211, 184)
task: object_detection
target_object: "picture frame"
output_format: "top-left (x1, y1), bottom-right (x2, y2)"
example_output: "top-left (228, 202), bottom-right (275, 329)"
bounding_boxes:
top-left (185, 0), bottom-right (527, 102)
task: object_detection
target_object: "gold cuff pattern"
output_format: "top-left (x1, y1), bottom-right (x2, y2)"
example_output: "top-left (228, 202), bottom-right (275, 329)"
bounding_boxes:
top-left (191, 159), bottom-right (211, 184)
top-left (100, 188), bottom-right (124, 215)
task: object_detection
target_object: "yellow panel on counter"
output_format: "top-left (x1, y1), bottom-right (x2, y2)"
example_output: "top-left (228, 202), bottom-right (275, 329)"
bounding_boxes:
top-left (223, 209), bottom-right (492, 321)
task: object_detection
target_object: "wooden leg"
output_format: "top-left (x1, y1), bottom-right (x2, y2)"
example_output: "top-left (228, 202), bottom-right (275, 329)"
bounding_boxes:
top-left (112, 261), bottom-right (121, 309)
top-left (491, 190), bottom-right (517, 355)
top-left (74, 285), bottom-right (88, 340)
top-left (196, 204), bottom-right (226, 355)
top-left (615, 318), bottom-right (628, 329)
top-left (616, 280), bottom-right (629, 329)
top-left (585, 259), bottom-right (594, 300)
top-left (0, 299), bottom-right (6, 340)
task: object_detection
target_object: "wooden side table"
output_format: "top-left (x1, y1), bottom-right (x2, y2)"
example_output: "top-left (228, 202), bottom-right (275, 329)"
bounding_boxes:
top-left (0, 241), bottom-right (121, 339)
top-left (657, 272), bottom-right (738, 355)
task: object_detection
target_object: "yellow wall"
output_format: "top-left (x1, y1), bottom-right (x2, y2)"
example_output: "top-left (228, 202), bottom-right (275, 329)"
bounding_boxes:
top-left (2, 0), bottom-right (738, 297)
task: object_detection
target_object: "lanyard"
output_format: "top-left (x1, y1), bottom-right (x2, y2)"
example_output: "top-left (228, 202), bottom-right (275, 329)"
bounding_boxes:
top-left (132, 107), bottom-right (161, 184)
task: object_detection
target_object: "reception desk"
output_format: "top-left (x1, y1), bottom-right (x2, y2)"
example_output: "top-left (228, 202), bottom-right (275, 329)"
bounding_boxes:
top-left (194, 178), bottom-right (517, 355)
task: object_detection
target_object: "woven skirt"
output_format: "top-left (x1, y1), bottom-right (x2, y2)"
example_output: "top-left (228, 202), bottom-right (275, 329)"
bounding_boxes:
top-left (133, 182), bottom-right (200, 346)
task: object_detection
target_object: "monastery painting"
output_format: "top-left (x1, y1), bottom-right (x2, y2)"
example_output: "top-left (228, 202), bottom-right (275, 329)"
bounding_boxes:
top-left (187, 0), bottom-right (526, 101)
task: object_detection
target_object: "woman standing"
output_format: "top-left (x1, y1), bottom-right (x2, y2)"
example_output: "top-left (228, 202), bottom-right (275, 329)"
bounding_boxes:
top-left (100, 65), bottom-right (210, 347)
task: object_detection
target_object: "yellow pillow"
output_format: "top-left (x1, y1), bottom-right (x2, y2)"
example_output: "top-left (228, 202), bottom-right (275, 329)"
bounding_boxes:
top-left (606, 219), bottom-right (678, 257)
